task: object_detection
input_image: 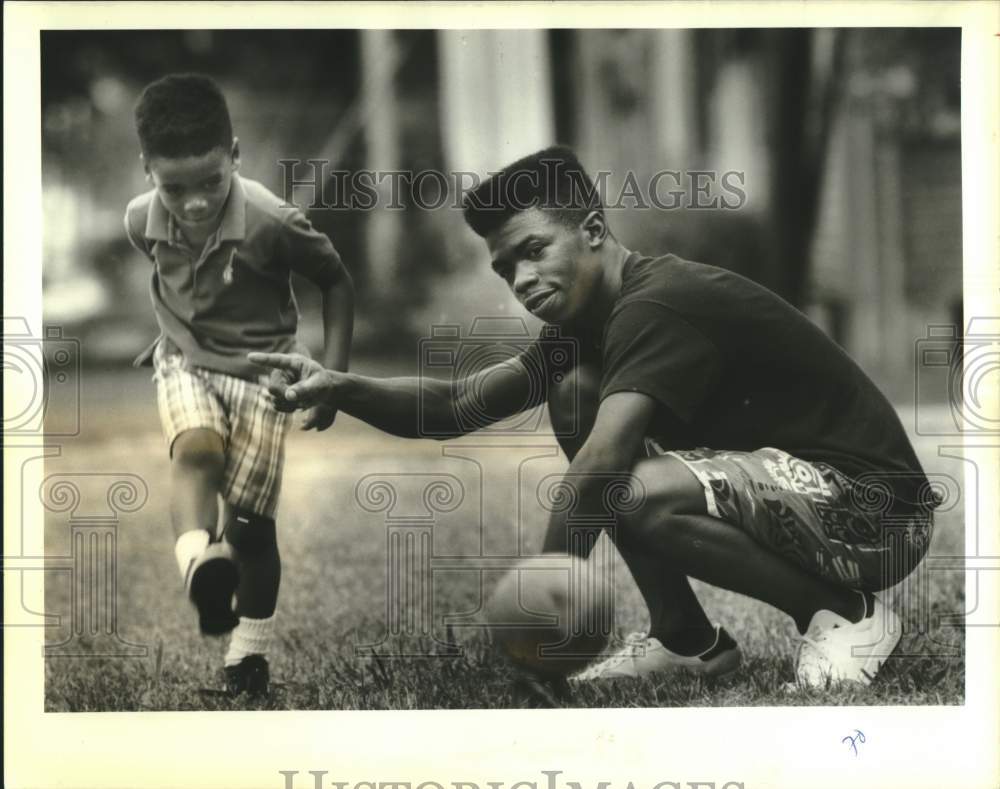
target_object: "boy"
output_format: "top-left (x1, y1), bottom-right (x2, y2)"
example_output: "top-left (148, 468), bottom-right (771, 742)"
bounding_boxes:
top-left (249, 146), bottom-right (936, 699)
top-left (124, 74), bottom-right (354, 697)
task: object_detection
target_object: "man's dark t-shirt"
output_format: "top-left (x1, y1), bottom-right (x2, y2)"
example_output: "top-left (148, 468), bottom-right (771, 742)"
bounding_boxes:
top-left (540, 252), bottom-right (931, 514)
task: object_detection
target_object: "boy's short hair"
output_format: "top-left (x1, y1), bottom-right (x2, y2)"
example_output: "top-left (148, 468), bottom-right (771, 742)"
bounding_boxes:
top-left (462, 145), bottom-right (604, 238)
top-left (134, 73), bottom-right (233, 159)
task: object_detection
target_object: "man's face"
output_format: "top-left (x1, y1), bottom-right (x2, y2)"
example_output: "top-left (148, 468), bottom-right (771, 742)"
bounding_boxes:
top-left (486, 208), bottom-right (600, 324)
top-left (144, 143), bottom-right (238, 230)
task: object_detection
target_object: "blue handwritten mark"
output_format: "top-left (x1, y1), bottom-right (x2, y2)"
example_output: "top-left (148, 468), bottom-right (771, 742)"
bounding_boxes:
top-left (842, 729), bottom-right (866, 756)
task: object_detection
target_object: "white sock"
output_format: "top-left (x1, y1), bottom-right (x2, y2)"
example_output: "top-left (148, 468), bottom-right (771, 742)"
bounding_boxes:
top-left (174, 529), bottom-right (211, 579)
top-left (225, 615), bottom-right (276, 666)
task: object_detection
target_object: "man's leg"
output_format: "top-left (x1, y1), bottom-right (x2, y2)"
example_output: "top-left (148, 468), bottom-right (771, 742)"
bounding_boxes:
top-left (620, 454), bottom-right (867, 634)
top-left (547, 366), bottom-right (715, 654)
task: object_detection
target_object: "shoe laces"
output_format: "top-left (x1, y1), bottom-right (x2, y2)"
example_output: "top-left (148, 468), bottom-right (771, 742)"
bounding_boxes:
top-left (576, 632), bottom-right (649, 677)
top-left (798, 618), bottom-right (848, 671)
top-left (613, 631), bottom-right (653, 660)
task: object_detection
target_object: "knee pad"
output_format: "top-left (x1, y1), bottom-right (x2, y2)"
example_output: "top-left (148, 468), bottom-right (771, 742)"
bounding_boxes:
top-left (224, 508), bottom-right (277, 556)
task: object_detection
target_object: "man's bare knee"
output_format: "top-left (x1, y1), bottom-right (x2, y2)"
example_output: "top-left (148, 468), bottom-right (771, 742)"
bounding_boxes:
top-left (616, 456), bottom-right (708, 545)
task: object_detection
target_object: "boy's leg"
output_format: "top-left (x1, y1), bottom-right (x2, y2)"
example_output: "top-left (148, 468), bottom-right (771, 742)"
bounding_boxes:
top-left (170, 428), bottom-right (225, 541)
top-left (547, 365), bottom-right (715, 654)
top-left (170, 429), bottom-right (241, 636)
top-left (221, 503), bottom-right (279, 694)
top-left (154, 348), bottom-right (239, 635)
top-left (213, 371), bottom-right (291, 690)
top-left (223, 502), bottom-right (280, 619)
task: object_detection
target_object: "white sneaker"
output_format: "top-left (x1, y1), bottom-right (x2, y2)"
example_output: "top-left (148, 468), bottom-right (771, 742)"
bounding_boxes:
top-left (569, 625), bottom-right (741, 682)
top-left (795, 593), bottom-right (900, 688)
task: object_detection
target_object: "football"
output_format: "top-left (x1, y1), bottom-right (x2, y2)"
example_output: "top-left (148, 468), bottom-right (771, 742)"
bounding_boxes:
top-left (484, 554), bottom-right (613, 677)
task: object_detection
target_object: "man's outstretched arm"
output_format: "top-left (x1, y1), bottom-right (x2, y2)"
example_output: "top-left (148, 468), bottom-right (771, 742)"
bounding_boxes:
top-left (248, 351), bottom-right (541, 439)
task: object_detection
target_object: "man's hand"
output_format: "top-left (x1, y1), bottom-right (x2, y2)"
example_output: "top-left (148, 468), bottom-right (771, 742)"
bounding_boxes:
top-left (265, 366), bottom-right (297, 412)
top-left (249, 352), bottom-right (339, 412)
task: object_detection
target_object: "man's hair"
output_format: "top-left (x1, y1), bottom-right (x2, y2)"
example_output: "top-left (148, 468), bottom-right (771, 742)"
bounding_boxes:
top-left (134, 73), bottom-right (233, 159)
top-left (462, 145), bottom-right (604, 238)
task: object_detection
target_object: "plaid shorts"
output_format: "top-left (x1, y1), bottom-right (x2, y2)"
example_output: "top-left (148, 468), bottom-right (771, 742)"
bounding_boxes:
top-left (645, 441), bottom-right (934, 591)
top-left (153, 342), bottom-right (291, 518)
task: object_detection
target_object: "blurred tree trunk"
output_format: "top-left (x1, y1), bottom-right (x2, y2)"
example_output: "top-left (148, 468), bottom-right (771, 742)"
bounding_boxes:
top-left (763, 29), bottom-right (846, 308)
top-left (361, 29), bottom-right (402, 301)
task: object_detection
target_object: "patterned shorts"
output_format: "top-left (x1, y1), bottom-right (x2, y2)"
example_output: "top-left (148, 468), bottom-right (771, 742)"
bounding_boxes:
top-left (153, 342), bottom-right (291, 518)
top-left (645, 441), bottom-right (934, 591)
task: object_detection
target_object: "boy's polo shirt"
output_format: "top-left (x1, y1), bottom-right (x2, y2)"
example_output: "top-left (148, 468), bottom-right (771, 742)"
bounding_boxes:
top-left (124, 174), bottom-right (346, 380)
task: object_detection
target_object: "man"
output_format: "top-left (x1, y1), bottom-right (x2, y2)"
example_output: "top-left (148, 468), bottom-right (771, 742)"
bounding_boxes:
top-left (249, 146), bottom-right (936, 694)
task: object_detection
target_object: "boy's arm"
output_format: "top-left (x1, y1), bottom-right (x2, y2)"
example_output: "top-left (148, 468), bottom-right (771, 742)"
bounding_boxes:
top-left (277, 209), bottom-right (355, 431)
top-left (302, 272), bottom-right (355, 431)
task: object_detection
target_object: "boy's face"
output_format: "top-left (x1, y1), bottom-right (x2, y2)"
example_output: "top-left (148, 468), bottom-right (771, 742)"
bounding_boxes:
top-left (485, 208), bottom-right (602, 324)
top-left (144, 141), bottom-right (239, 230)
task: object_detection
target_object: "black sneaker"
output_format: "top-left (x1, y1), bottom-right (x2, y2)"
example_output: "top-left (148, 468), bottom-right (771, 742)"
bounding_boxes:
top-left (185, 541), bottom-right (240, 636)
top-left (224, 654), bottom-right (270, 698)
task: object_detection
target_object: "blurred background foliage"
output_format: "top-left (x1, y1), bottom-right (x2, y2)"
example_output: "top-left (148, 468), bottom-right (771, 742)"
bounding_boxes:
top-left (41, 28), bottom-right (960, 401)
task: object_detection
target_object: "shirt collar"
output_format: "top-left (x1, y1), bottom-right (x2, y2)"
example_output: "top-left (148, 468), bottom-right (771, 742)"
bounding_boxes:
top-left (145, 190), bottom-right (171, 242)
top-left (143, 173), bottom-right (247, 244)
top-left (218, 174), bottom-right (247, 241)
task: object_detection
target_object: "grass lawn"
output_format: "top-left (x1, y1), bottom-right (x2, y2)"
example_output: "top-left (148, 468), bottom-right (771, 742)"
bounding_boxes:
top-left (42, 368), bottom-right (966, 710)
